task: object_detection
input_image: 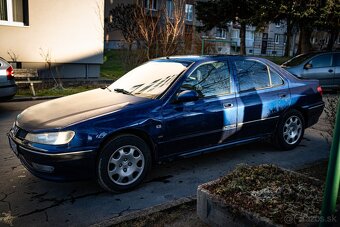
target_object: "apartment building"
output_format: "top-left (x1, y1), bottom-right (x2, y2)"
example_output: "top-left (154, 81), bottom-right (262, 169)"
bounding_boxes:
top-left (105, 0), bottom-right (289, 56)
top-left (0, 0), bottom-right (104, 78)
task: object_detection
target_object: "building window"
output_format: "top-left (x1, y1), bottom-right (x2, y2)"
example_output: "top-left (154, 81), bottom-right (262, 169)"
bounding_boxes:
top-left (216, 27), bottom-right (227, 39)
top-left (246, 31), bottom-right (254, 40)
top-left (144, 0), bottom-right (157, 10)
top-left (0, 0), bottom-right (28, 26)
top-left (166, 0), bottom-right (173, 18)
top-left (185, 4), bottom-right (193, 21)
top-left (231, 29), bottom-right (240, 38)
top-left (274, 34), bottom-right (280, 44)
top-left (275, 22), bottom-right (281, 27)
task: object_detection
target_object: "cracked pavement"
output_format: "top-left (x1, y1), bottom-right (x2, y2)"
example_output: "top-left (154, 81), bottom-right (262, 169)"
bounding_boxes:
top-left (0, 99), bottom-right (332, 226)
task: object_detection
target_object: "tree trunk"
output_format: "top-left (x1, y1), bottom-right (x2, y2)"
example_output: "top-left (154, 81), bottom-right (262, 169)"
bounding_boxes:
top-left (240, 23), bottom-right (246, 55)
top-left (326, 30), bottom-right (338, 51)
top-left (284, 18), bottom-right (292, 57)
top-left (297, 26), bottom-right (312, 55)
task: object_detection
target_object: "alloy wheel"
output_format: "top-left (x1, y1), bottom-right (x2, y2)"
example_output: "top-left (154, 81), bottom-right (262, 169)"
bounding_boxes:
top-left (107, 145), bottom-right (145, 186)
top-left (283, 116), bottom-right (302, 145)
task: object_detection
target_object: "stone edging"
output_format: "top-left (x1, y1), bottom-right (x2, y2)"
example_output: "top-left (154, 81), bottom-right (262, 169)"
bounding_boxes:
top-left (91, 195), bottom-right (196, 227)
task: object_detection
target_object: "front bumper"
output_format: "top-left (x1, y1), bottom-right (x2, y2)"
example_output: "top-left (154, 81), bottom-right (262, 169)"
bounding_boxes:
top-left (7, 133), bottom-right (97, 181)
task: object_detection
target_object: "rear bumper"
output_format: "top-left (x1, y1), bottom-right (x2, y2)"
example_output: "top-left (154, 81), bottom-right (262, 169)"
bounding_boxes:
top-left (305, 102), bottom-right (324, 128)
top-left (7, 133), bottom-right (97, 181)
top-left (0, 83), bottom-right (17, 99)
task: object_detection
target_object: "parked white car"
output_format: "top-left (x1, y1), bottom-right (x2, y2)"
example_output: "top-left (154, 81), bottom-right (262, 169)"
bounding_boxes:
top-left (0, 58), bottom-right (17, 100)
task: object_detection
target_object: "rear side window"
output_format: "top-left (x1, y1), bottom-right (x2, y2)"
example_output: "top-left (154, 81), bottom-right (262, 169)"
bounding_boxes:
top-left (181, 61), bottom-right (230, 98)
top-left (309, 54), bottom-right (332, 68)
top-left (234, 60), bottom-right (283, 92)
top-left (271, 70), bottom-right (284, 86)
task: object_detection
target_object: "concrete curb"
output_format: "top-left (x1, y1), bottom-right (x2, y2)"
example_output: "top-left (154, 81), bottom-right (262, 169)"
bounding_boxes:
top-left (91, 195), bottom-right (196, 227)
top-left (9, 96), bottom-right (61, 102)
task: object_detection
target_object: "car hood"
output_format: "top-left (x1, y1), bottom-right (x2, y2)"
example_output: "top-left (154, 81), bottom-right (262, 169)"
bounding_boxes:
top-left (16, 88), bottom-right (152, 131)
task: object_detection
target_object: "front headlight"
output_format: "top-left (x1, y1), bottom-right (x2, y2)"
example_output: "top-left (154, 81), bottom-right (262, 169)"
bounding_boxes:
top-left (25, 131), bottom-right (75, 145)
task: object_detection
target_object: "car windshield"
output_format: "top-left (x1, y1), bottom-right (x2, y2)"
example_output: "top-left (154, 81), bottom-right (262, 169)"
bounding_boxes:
top-left (282, 53), bottom-right (317, 67)
top-left (108, 61), bottom-right (189, 99)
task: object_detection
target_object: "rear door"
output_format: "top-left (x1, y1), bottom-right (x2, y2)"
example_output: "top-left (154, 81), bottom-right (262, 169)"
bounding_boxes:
top-left (301, 53), bottom-right (335, 87)
top-left (333, 53), bottom-right (340, 87)
top-left (160, 60), bottom-right (237, 157)
top-left (232, 59), bottom-right (290, 139)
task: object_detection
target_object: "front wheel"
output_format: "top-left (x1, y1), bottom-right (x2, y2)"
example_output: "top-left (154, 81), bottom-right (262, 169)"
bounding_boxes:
top-left (274, 110), bottom-right (304, 150)
top-left (97, 134), bottom-right (152, 192)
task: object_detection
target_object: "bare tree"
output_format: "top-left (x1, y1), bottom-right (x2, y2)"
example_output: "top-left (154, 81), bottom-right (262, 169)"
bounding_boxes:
top-left (7, 50), bottom-right (19, 62)
top-left (106, 1), bottom-right (187, 59)
top-left (106, 4), bottom-right (141, 50)
top-left (134, 0), bottom-right (186, 59)
top-left (134, 0), bottom-right (161, 59)
top-left (159, 0), bottom-right (186, 56)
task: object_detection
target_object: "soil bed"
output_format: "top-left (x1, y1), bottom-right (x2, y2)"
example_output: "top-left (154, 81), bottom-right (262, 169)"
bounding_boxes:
top-left (202, 164), bottom-right (323, 225)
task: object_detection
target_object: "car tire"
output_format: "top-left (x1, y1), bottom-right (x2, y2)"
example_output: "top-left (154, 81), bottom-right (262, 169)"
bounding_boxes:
top-left (274, 110), bottom-right (305, 150)
top-left (97, 134), bottom-right (152, 192)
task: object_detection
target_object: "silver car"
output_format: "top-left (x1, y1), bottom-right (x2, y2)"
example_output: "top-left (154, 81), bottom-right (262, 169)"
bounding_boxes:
top-left (0, 58), bottom-right (17, 100)
top-left (282, 52), bottom-right (340, 89)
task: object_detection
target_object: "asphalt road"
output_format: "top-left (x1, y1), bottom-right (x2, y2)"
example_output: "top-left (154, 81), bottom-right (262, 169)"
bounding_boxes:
top-left (0, 100), bottom-right (331, 227)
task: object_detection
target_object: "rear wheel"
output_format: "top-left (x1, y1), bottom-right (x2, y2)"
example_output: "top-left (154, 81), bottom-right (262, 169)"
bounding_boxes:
top-left (274, 110), bottom-right (304, 150)
top-left (97, 134), bottom-right (152, 192)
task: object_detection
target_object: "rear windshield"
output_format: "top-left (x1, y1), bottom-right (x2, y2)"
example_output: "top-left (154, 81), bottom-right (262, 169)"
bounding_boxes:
top-left (283, 53), bottom-right (317, 67)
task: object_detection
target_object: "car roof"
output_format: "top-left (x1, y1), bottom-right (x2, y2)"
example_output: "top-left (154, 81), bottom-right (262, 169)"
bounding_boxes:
top-left (154, 55), bottom-right (267, 64)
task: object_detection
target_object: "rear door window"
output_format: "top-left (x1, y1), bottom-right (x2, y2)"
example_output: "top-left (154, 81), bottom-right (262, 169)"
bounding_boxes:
top-left (234, 60), bottom-right (284, 92)
top-left (234, 60), bottom-right (270, 91)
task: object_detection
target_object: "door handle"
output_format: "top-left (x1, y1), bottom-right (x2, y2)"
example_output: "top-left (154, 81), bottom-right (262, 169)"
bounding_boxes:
top-left (279, 94), bottom-right (287, 98)
top-left (223, 103), bottom-right (234, 108)
top-left (329, 69), bottom-right (334, 73)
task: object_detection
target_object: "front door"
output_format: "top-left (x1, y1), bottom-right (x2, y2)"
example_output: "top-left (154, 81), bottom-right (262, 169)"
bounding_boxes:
top-left (159, 61), bottom-right (237, 158)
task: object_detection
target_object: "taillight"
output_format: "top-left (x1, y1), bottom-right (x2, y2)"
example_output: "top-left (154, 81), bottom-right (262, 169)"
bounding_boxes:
top-left (6, 66), bottom-right (14, 80)
top-left (317, 85), bottom-right (323, 96)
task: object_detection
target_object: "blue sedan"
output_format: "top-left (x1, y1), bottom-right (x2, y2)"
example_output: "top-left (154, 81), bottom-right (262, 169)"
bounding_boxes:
top-left (8, 55), bottom-right (324, 192)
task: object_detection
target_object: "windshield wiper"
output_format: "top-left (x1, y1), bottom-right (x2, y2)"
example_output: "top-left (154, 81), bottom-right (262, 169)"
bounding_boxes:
top-left (103, 85), bottom-right (112, 92)
top-left (114, 88), bottom-right (131, 95)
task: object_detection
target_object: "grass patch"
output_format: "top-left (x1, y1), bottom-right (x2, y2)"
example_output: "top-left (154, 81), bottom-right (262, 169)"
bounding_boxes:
top-left (101, 50), bottom-right (126, 80)
top-left (16, 86), bottom-right (97, 97)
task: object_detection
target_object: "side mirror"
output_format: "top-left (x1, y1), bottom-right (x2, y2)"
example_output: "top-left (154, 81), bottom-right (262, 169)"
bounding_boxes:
top-left (176, 90), bottom-right (199, 103)
top-left (304, 63), bottom-right (312, 70)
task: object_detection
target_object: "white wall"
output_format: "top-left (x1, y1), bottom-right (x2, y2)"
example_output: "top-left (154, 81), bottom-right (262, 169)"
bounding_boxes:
top-left (0, 0), bottom-right (104, 65)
